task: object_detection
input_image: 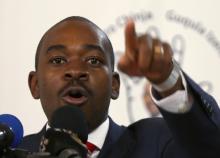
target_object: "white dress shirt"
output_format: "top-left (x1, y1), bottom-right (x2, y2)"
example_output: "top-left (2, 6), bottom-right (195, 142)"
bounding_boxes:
top-left (87, 118), bottom-right (109, 158)
top-left (151, 71), bottom-right (193, 113)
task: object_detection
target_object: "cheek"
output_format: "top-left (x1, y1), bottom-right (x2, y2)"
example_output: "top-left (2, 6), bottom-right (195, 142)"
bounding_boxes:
top-left (39, 70), bottom-right (62, 91)
top-left (38, 71), bottom-right (63, 119)
top-left (91, 72), bottom-right (112, 113)
top-left (91, 68), bottom-right (112, 93)
top-left (39, 77), bottom-right (55, 98)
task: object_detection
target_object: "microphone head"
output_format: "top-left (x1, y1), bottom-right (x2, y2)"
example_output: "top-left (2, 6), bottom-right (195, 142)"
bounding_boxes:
top-left (50, 105), bottom-right (88, 143)
top-left (0, 114), bottom-right (24, 148)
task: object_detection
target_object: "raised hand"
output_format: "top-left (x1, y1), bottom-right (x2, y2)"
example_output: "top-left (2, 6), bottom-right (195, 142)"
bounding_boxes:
top-left (117, 20), bottom-right (174, 85)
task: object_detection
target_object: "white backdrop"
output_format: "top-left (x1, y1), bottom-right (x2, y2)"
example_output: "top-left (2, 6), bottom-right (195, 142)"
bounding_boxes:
top-left (1, 0), bottom-right (220, 135)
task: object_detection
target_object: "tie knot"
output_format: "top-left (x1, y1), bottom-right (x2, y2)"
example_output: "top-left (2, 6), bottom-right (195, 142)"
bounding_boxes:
top-left (86, 142), bottom-right (97, 153)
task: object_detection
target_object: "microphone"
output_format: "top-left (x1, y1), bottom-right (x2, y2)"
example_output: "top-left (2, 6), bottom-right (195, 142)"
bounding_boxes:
top-left (40, 105), bottom-right (88, 158)
top-left (0, 114), bottom-right (24, 149)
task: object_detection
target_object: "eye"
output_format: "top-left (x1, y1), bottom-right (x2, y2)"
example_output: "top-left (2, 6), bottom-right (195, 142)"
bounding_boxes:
top-left (86, 56), bottom-right (103, 66)
top-left (49, 56), bottom-right (67, 65)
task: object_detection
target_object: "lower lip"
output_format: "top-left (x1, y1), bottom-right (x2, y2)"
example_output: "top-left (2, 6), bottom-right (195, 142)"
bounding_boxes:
top-left (62, 96), bottom-right (88, 106)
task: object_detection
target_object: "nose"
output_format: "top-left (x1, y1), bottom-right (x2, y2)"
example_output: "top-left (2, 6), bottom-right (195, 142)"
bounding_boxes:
top-left (64, 69), bottom-right (89, 81)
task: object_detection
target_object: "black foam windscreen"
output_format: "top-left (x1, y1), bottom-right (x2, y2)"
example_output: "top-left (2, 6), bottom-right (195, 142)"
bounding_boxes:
top-left (50, 105), bottom-right (88, 143)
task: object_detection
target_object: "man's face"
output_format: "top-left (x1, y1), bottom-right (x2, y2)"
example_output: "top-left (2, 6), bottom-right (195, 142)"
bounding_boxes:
top-left (29, 20), bottom-right (120, 131)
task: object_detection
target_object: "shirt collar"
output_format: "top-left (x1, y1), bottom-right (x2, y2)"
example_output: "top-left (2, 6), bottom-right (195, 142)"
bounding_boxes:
top-left (87, 118), bottom-right (109, 150)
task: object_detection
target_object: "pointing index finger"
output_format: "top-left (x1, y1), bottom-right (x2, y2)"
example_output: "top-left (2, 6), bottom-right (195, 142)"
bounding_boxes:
top-left (125, 19), bottom-right (138, 60)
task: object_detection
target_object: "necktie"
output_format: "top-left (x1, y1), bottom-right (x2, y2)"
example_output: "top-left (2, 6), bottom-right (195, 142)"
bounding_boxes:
top-left (86, 142), bottom-right (97, 153)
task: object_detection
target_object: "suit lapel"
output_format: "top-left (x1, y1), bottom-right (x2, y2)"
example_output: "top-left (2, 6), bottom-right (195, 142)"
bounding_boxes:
top-left (98, 118), bottom-right (136, 158)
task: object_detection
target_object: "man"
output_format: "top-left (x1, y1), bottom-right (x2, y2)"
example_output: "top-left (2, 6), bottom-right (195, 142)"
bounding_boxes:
top-left (18, 16), bottom-right (220, 158)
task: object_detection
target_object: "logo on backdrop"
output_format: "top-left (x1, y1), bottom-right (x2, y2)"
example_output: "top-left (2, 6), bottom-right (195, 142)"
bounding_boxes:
top-left (105, 10), bottom-right (217, 123)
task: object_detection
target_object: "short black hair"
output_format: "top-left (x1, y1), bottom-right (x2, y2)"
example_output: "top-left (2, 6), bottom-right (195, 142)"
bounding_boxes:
top-left (35, 16), bottom-right (115, 71)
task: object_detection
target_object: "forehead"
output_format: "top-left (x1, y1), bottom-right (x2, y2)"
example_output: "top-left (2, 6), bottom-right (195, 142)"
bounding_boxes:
top-left (40, 20), bottom-right (108, 55)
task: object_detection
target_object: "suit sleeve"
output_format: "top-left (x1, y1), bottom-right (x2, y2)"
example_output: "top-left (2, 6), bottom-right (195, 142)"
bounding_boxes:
top-left (159, 74), bottom-right (220, 158)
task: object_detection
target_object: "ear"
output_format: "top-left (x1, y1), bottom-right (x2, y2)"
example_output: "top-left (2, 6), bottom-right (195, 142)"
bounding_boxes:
top-left (28, 71), bottom-right (40, 99)
top-left (111, 72), bottom-right (120, 100)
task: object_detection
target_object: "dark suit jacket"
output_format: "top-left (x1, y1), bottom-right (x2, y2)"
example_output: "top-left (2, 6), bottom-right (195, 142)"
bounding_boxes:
top-left (18, 76), bottom-right (220, 158)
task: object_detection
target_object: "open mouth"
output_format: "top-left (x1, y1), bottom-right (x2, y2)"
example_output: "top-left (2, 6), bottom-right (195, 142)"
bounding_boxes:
top-left (61, 87), bottom-right (89, 106)
top-left (69, 90), bottom-right (84, 98)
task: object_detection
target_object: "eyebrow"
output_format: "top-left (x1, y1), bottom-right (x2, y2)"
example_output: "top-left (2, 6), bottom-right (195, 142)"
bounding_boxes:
top-left (46, 44), bottom-right (66, 53)
top-left (46, 44), bottom-right (105, 55)
top-left (82, 44), bottom-right (105, 54)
